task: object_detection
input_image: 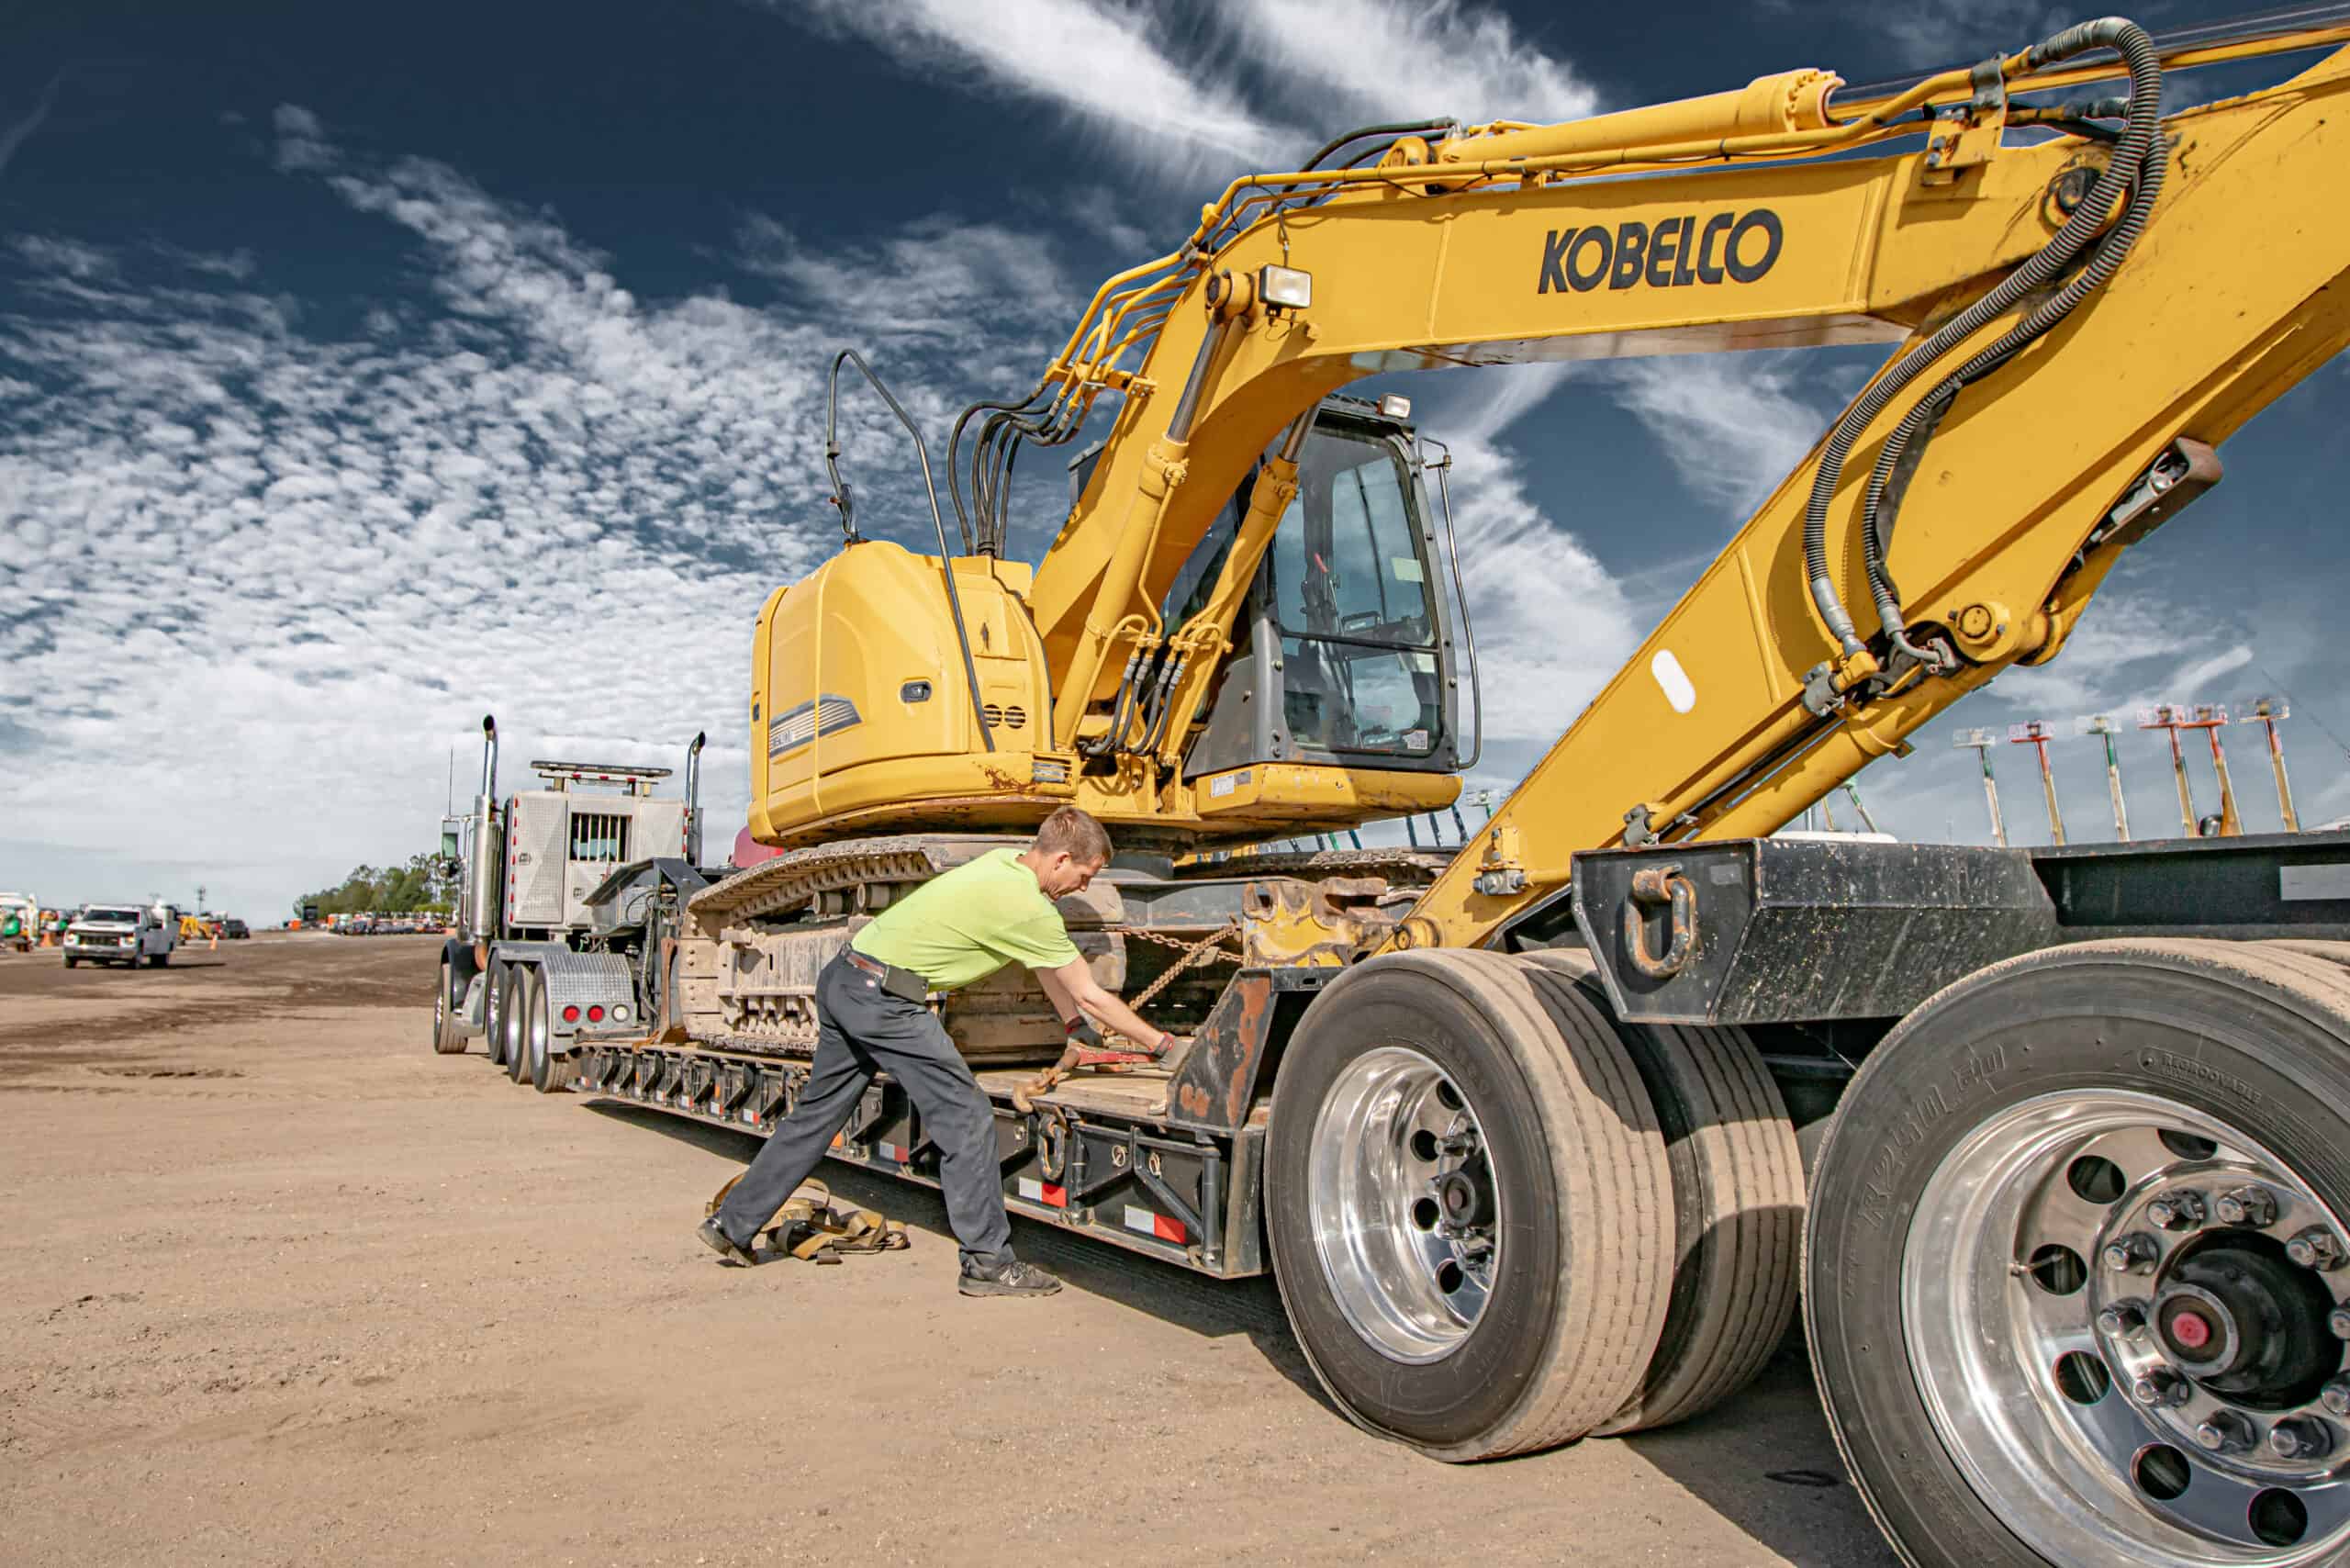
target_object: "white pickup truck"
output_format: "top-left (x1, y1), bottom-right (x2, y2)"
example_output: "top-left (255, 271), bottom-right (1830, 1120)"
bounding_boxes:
top-left (63, 904), bottom-right (176, 969)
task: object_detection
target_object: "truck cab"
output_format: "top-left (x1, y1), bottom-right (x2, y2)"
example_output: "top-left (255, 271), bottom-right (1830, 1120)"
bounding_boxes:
top-left (63, 903), bottom-right (176, 969)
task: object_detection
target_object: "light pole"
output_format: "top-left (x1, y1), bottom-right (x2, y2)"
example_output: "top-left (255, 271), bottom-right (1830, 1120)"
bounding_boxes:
top-left (1841, 780), bottom-right (1881, 834)
top-left (2239, 696), bottom-right (2300, 832)
top-left (2140, 704), bottom-right (2199, 838)
top-left (2075, 715), bottom-right (2131, 841)
top-left (2009, 721), bottom-right (2067, 845)
top-left (2179, 703), bottom-right (2243, 835)
top-left (1954, 729), bottom-right (2007, 846)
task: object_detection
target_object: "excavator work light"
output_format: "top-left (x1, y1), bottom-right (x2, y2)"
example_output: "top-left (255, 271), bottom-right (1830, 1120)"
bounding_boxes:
top-left (1376, 395), bottom-right (1412, 420)
top-left (1258, 264), bottom-right (1312, 309)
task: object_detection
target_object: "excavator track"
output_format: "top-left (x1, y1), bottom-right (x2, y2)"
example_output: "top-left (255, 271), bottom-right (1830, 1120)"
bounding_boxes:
top-left (685, 834), bottom-right (1020, 926)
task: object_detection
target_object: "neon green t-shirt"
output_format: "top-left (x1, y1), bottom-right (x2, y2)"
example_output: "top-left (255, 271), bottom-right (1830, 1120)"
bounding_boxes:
top-left (851, 848), bottom-right (1081, 991)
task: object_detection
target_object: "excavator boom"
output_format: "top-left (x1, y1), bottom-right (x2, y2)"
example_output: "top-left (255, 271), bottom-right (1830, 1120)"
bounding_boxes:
top-left (1004, 16), bottom-right (2350, 950)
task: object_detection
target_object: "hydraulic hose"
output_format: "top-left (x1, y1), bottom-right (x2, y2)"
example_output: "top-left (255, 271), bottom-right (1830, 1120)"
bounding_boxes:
top-left (1798, 17), bottom-right (2163, 662)
top-left (1857, 19), bottom-right (2164, 657)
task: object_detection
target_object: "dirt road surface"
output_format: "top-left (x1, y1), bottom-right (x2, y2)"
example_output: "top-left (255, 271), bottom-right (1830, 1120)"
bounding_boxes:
top-left (0, 935), bottom-right (1897, 1567)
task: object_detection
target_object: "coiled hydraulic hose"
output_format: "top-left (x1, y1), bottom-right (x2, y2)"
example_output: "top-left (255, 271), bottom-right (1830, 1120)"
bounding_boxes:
top-left (1857, 20), bottom-right (2165, 657)
top-left (1799, 17), bottom-right (2164, 664)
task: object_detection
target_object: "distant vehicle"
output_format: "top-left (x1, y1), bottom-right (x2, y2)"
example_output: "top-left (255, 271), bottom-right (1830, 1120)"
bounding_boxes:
top-left (0, 891), bottom-right (35, 952)
top-left (221, 918), bottom-right (250, 939)
top-left (63, 904), bottom-right (176, 969)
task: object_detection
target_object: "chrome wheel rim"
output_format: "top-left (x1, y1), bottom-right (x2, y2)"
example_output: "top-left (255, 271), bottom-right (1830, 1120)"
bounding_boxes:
top-left (1905, 1089), bottom-right (2350, 1565)
top-left (1307, 1046), bottom-right (1500, 1363)
top-left (502, 973), bottom-right (528, 1072)
top-left (526, 979), bottom-right (550, 1079)
top-left (434, 965), bottom-right (450, 1037)
top-left (486, 969), bottom-right (505, 1063)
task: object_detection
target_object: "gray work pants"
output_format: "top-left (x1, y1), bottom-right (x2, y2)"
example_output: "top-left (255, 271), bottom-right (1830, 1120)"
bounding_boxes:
top-left (712, 954), bottom-right (1013, 1269)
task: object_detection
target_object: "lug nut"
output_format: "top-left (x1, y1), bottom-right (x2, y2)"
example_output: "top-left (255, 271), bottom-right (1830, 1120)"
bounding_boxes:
top-left (2288, 1228), bottom-right (2346, 1271)
top-left (2332, 1307), bottom-right (2350, 1341)
top-left (2148, 1191), bottom-right (2207, 1231)
top-left (2105, 1233), bottom-right (2161, 1272)
top-left (2196, 1411), bottom-right (2259, 1453)
top-left (2134, 1370), bottom-right (2190, 1408)
top-left (2098, 1303), bottom-right (2146, 1338)
top-left (2322, 1378), bottom-right (2350, 1418)
top-left (2217, 1186), bottom-right (2280, 1227)
top-left (2271, 1417), bottom-right (2336, 1461)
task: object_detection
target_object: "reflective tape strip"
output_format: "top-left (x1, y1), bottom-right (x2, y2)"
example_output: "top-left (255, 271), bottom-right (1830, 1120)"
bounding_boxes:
top-left (1016, 1178), bottom-right (1069, 1209)
top-left (1124, 1205), bottom-right (1186, 1244)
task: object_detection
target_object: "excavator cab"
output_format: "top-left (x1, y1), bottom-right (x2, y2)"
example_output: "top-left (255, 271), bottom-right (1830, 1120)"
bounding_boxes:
top-left (1175, 398), bottom-right (1473, 783)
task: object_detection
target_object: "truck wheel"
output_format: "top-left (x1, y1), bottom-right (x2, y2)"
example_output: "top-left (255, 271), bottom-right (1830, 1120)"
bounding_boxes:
top-left (62, 956), bottom-right (76, 969)
top-left (1807, 939), bottom-right (2350, 1568)
top-left (502, 968), bottom-right (534, 1083)
top-left (484, 962), bottom-right (509, 1068)
top-left (1265, 948), bottom-right (1672, 1460)
top-left (1520, 951), bottom-right (1803, 1435)
top-left (431, 958), bottom-right (468, 1055)
top-left (152, 951), bottom-right (169, 968)
top-left (527, 974), bottom-right (575, 1093)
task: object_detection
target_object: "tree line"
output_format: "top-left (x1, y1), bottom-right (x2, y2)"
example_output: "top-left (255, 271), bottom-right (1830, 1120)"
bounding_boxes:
top-left (293, 850), bottom-right (457, 919)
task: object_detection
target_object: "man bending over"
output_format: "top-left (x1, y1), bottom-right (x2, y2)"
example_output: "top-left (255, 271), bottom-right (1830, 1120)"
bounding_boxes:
top-left (698, 807), bottom-right (1177, 1297)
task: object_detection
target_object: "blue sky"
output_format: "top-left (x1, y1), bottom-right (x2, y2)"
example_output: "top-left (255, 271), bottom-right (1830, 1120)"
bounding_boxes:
top-left (5, 0), bottom-right (2347, 919)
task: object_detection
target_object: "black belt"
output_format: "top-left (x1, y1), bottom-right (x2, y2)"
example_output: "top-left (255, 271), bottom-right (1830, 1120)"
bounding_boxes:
top-left (844, 949), bottom-right (930, 1003)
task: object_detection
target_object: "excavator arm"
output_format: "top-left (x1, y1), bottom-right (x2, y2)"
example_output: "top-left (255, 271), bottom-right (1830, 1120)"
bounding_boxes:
top-left (1011, 14), bottom-right (2350, 949)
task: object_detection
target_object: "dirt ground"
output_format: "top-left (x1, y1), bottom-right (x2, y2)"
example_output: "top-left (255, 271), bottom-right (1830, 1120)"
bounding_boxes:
top-left (0, 934), bottom-right (1898, 1567)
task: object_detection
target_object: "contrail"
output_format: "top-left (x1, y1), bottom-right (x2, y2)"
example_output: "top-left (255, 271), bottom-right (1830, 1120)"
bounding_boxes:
top-left (0, 71), bottom-right (64, 180)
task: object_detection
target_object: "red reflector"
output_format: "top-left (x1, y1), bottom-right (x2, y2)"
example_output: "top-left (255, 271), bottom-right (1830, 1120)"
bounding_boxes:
top-left (562, 1004), bottom-right (580, 1023)
top-left (588, 1005), bottom-right (604, 1022)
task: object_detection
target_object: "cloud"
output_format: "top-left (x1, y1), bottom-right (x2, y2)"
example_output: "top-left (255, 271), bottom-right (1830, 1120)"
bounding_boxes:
top-left (1, 108), bottom-right (1085, 917)
top-left (783, 0), bottom-right (1599, 184)
top-left (1863, 2), bottom-right (2076, 72)
top-left (0, 70), bottom-right (63, 179)
top-left (794, 0), bottom-right (1297, 176)
top-left (1602, 353), bottom-right (1832, 517)
top-left (734, 212), bottom-right (1080, 382)
top-left (1224, 0), bottom-right (1598, 126)
top-left (10, 233), bottom-right (113, 282)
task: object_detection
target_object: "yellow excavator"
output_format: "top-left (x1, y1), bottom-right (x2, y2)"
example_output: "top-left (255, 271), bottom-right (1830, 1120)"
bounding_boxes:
top-left (452, 13), bottom-right (2350, 1564)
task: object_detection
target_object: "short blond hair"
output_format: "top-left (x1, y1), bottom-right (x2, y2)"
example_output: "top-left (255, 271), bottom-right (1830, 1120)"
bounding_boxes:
top-left (1034, 806), bottom-right (1112, 865)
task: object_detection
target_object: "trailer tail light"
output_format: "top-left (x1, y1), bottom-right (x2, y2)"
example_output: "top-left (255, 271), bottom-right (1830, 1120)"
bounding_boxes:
top-left (610, 1004), bottom-right (630, 1022)
top-left (588, 1005), bottom-right (604, 1023)
top-left (562, 1004), bottom-right (580, 1023)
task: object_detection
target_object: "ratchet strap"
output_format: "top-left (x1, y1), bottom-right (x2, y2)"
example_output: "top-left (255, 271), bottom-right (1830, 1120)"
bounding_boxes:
top-left (705, 1175), bottom-right (910, 1265)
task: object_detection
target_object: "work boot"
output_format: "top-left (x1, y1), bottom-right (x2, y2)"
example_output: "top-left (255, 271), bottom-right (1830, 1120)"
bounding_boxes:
top-left (957, 1256), bottom-right (1062, 1298)
top-left (696, 1215), bottom-right (758, 1266)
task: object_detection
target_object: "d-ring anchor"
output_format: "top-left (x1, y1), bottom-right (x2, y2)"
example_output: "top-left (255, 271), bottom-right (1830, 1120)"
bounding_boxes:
top-left (1623, 863), bottom-right (1697, 980)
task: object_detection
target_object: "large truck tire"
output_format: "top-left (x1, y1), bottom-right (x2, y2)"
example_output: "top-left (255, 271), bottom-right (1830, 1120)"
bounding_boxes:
top-left (1265, 948), bottom-right (1673, 1461)
top-left (432, 957), bottom-right (468, 1055)
top-left (1521, 950), bottom-right (1803, 1435)
top-left (62, 956), bottom-right (76, 969)
top-left (1807, 939), bottom-right (2350, 1568)
top-left (527, 975), bottom-right (575, 1093)
top-left (502, 967), bottom-right (534, 1084)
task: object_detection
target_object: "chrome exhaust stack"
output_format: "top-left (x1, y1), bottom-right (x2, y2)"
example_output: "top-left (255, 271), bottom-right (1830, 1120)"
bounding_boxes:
top-left (685, 731), bottom-right (706, 866)
top-left (464, 714), bottom-right (504, 949)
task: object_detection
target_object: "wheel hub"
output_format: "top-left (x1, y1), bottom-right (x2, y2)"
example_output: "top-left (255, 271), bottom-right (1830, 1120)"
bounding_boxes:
top-left (2162, 1237), bottom-right (2340, 1406)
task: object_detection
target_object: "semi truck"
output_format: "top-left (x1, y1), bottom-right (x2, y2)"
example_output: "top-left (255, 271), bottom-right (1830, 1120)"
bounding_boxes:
top-left (440, 14), bottom-right (2350, 1565)
top-left (432, 716), bottom-right (706, 1092)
